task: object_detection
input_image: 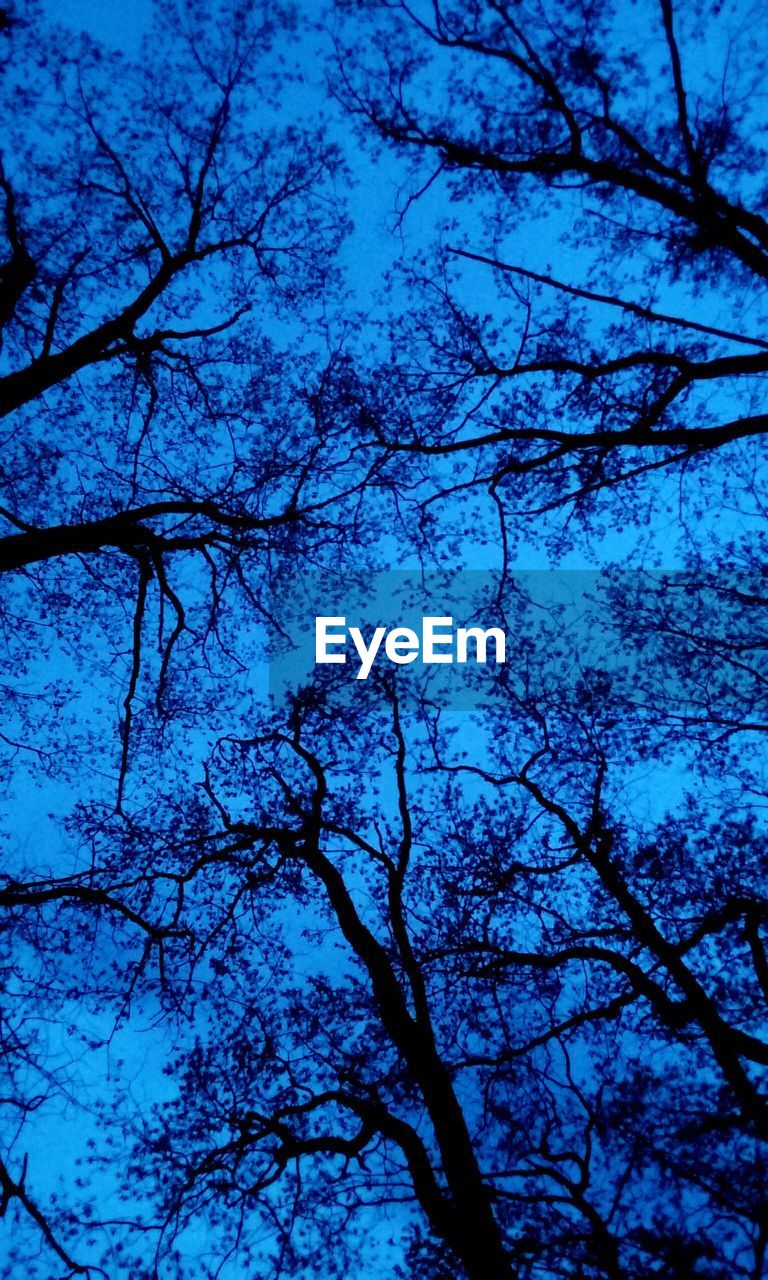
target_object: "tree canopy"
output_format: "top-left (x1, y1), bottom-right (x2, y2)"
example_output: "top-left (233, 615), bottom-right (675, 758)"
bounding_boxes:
top-left (2, 2), bottom-right (768, 1278)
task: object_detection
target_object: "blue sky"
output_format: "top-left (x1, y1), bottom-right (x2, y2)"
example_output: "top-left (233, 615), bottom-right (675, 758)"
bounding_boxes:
top-left (4, 2), bottom-right (768, 1276)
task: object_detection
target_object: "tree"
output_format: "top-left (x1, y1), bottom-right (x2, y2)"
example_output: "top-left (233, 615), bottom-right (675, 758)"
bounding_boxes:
top-left (0, 0), bottom-right (383, 798)
top-left (2, 2), bottom-right (768, 1279)
top-left (0, 0), bottom-right (374, 1268)
top-left (88, 572), bottom-right (765, 1280)
top-left (332, 0), bottom-right (768, 547)
top-left (0, 0), bottom-right (382, 587)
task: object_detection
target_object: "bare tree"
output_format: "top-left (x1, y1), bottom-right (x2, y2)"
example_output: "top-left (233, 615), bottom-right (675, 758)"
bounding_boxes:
top-left (333, 0), bottom-right (768, 534)
top-left (3, 3), bottom-right (768, 1278)
top-left (106, 582), bottom-right (768, 1278)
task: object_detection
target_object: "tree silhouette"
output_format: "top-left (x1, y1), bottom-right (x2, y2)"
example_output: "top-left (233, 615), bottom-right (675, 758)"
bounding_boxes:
top-left (95, 575), bottom-right (765, 1280)
top-left (334, 0), bottom-right (768, 536)
top-left (2, 2), bottom-right (768, 1279)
